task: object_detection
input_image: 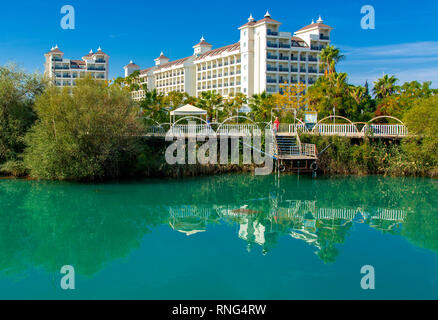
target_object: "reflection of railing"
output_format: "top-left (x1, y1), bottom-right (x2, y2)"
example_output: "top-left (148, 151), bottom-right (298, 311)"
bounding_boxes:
top-left (169, 206), bottom-right (213, 219)
top-left (371, 208), bottom-right (406, 222)
top-left (168, 202), bottom-right (408, 224)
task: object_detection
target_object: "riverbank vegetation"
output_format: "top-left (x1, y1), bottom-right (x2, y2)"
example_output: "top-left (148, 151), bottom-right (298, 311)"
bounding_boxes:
top-left (0, 44), bottom-right (437, 181)
top-left (23, 78), bottom-right (142, 181)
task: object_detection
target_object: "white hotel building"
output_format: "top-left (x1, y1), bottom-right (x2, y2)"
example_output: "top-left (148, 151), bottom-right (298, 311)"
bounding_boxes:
top-left (126, 12), bottom-right (332, 100)
top-left (44, 46), bottom-right (109, 87)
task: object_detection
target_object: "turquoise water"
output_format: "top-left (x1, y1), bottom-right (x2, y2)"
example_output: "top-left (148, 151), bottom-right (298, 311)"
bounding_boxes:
top-left (0, 174), bottom-right (438, 300)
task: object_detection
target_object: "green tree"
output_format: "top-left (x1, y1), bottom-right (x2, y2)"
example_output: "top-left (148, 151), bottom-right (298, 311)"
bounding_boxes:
top-left (373, 75), bottom-right (399, 99)
top-left (307, 72), bottom-right (355, 118)
top-left (24, 77), bottom-right (142, 181)
top-left (319, 45), bottom-right (345, 75)
top-left (249, 91), bottom-right (276, 122)
top-left (197, 91), bottom-right (223, 120)
top-left (402, 95), bottom-right (438, 172)
top-left (222, 93), bottom-right (248, 120)
top-left (0, 65), bottom-right (45, 169)
top-left (140, 89), bottom-right (167, 123)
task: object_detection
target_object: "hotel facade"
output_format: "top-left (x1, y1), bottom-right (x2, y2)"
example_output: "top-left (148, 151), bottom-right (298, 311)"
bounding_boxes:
top-left (44, 46), bottom-right (109, 87)
top-left (125, 12), bottom-right (332, 100)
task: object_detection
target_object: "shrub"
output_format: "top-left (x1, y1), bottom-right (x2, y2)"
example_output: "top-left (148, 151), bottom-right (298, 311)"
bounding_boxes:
top-left (24, 77), bottom-right (142, 181)
top-left (0, 65), bottom-right (44, 166)
top-left (0, 160), bottom-right (28, 177)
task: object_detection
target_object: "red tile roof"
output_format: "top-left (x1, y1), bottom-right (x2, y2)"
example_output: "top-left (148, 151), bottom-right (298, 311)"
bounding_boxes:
top-left (156, 57), bottom-right (191, 70)
top-left (155, 53), bottom-right (170, 60)
top-left (94, 50), bottom-right (108, 56)
top-left (140, 67), bottom-right (155, 75)
top-left (291, 36), bottom-right (308, 47)
top-left (194, 42), bottom-right (240, 61)
top-left (125, 62), bottom-right (140, 68)
top-left (239, 20), bottom-right (257, 28)
top-left (46, 48), bottom-right (64, 55)
top-left (194, 40), bottom-right (212, 47)
top-left (254, 17), bottom-right (281, 25)
top-left (71, 60), bottom-right (86, 65)
top-left (296, 22), bottom-right (333, 33)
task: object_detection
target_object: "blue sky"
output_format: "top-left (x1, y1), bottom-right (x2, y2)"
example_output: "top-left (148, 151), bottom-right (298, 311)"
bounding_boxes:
top-left (1, 0), bottom-right (437, 87)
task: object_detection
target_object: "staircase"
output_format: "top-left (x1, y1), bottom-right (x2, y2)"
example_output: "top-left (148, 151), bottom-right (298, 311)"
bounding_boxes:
top-left (275, 134), bottom-right (301, 157)
top-left (273, 133), bottom-right (318, 160)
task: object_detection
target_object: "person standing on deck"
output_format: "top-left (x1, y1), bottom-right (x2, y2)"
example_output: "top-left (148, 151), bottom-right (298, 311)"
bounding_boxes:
top-left (274, 117), bottom-right (280, 133)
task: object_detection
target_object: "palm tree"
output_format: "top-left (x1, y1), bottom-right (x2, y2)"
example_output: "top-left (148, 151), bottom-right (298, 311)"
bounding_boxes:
top-left (249, 91), bottom-right (275, 122)
top-left (183, 92), bottom-right (198, 106)
top-left (125, 70), bottom-right (141, 91)
top-left (319, 45), bottom-right (345, 75)
top-left (164, 91), bottom-right (185, 110)
top-left (349, 85), bottom-right (366, 105)
top-left (140, 89), bottom-right (167, 123)
top-left (197, 91), bottom-right (223, 121)
top-left (227, 93), bottom-right (248, 117)
top-left (373, 75), bottom-right (399, 99)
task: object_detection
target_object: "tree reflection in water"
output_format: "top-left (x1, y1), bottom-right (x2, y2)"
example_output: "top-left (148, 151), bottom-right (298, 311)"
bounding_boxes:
top-left (0, 175), bottom-right (436, 275)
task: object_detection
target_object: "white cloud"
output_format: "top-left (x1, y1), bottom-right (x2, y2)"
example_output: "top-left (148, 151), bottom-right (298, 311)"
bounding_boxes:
top-left (340, 41), bottom-right (438, 58)
top-left (337, 42), bottom-right (438, 88)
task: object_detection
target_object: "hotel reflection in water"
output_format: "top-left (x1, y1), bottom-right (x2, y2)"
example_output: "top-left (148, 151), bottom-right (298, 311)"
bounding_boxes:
top-left (167, 191), bottom-right (407, 263)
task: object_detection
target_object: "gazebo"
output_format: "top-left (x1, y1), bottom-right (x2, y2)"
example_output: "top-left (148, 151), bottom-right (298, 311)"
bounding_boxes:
top-left (170, 104), bottom-right (207, 124)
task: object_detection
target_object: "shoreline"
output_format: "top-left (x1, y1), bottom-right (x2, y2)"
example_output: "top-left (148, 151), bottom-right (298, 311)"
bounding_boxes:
top-left (1, 166), bottom-right (436, 183)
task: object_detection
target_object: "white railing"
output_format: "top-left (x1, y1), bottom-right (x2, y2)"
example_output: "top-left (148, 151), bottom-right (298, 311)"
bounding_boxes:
top-left (279, 145), bottom-right (301, 155)
top-left (301, 144), bottom-right (317, 158)
top-left (146, 123), bottom-right (409, 138)
top-left (313, 124), bottom-right (359, 136)
top-left (146, 126), bottom-right (166, 134)
top-left (289, 124), bottom-right (308, 134)
top-left (364, 125), bottom-right (408, 136)
top-left (217, 124), bottom-right (260, 136)
top-left (168, 124), bottom-right (215, 136)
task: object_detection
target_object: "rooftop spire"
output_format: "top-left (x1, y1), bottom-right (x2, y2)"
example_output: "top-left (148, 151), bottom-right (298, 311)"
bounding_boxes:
top-left (311, 19), bottom-right (315, 24)
top-left (97, 46), bottom-right (102, 51)
top-left (89, 49), bottom-right (93, 54)
top-left (264, 10), bottom-right (271, 18)
top-left (200, 35), bottom-right (205, 42)
top-left (317, 15), bottom-right (323, 23)
top-left (248, 13), bottom-right (254, 22)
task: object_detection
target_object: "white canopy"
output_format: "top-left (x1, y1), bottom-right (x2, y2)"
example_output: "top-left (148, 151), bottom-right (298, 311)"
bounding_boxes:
top-left (170, 104), bottom-right (207, 116)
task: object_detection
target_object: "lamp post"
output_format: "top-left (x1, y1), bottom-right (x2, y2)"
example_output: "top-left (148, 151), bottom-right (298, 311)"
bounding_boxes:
top-left (333, 107), bottom-right (336, 125)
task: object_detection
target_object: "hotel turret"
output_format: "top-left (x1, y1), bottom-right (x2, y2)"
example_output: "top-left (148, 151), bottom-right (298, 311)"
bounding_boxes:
top-left (44, 46), bottom-right (109, 87)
